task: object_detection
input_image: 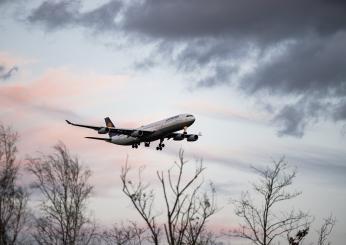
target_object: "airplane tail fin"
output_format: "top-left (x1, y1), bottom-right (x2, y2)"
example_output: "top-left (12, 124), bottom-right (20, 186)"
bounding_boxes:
top-left (105, 117), bottom-right (116, 137)
top-left (105, 117), bottom-right (115, 128)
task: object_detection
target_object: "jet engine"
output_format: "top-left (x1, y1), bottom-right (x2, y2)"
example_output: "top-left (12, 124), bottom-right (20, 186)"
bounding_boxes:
top-left (98, 127), bottom-right (109, 134)
top-left (187, 134), bottom-right (198, 141)
top-left (173, 134), bottom-right (184, 141)
top-left (131, 130), bottom-right (144, 137)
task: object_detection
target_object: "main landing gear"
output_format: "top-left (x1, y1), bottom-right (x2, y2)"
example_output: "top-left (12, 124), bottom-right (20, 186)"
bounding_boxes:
top-left (145, 142), bottom-right (150, 147)
top-left (131, 143), bottom-right (139, 148)
top-left (183, 126), bottom-right (188, 135)
top-left (156, 138), bottom-right (165, 151)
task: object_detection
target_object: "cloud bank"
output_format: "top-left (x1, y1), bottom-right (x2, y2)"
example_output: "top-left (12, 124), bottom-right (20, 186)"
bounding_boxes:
top-left (24, 0), bottom-right (346, 137)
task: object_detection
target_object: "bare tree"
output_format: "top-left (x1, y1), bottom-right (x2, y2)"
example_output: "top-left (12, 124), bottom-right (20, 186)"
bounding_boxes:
top-left (0, 124), bottom-right (29, 245)
top-left (317, 215), bottom-right (335, 245)
top-left (27, 142), bottom-right (97, 245)
top-left (103, 221), bottom-right (146, 245)
top-left (121, 150), bottom-right (217, 245)
top-left (230, 157), bottom-right (310, 245)
top-left (121, 164), bottom-right (160, 245)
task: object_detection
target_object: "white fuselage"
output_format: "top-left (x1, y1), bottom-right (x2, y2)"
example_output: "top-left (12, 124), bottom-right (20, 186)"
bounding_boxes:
top-left (110, 114), bottom-right (195, 145)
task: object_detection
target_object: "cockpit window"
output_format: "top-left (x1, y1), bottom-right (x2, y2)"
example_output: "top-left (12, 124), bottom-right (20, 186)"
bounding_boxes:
top-left (186, 115), bottom-right (193, 117)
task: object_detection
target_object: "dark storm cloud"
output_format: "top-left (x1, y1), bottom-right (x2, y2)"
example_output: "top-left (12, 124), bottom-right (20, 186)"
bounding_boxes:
top-left (123, 0), bottom-right (346, 42)
top-left (0, 65), bottom-right (18, 80)
top-left (28, 0), bottom-right (122, 32)
top-left (242, 34), bottom-right (346, 96)
top-left (26, 0), bottom-right (346, 137)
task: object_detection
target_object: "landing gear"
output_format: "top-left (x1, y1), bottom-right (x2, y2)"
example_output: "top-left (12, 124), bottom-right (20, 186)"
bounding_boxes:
top-left (145, 142), bottom-right (150, 147)
top-left (131, 143), bottom-right (139, 148)
top-left (183, 126), bottom-right (188, 135)
top-left (156, 139), bottom-right (165, 151)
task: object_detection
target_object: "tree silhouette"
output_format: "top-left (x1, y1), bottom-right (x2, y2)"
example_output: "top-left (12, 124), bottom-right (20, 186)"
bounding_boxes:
top-left (317, 215), bottom-right (335, 245)
top-left (230, 157), bottom-right (310, 245)
top-left (0, 124), bottom-right (29, 245)
top-left (27, 142), bottom-right (97, 245)
top-left (121, 150), bottom-right (217, 245)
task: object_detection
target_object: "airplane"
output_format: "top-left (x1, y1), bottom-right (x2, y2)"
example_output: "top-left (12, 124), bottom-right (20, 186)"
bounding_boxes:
top-left (65, 114), bottom-right (200, 150)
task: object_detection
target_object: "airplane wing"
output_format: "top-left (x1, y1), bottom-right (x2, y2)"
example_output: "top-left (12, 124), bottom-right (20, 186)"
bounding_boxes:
top-left (85, 137), bottom-right (111, 142)
top-left (66, 120), bottom-right (153, 137)
top-left (66, 120), bottom-right (101, 130)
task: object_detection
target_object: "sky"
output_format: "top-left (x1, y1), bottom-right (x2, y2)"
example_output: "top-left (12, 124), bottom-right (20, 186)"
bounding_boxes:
top-left (0, 0), bottom-right (346, 244)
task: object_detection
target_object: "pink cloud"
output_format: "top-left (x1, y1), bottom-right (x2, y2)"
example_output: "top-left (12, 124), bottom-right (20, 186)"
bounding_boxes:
top-left (0, 67), bottom-right (129, 160)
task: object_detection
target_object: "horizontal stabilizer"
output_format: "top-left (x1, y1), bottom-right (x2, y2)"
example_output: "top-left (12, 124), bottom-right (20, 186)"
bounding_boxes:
top-left (85, 137), bottom-right (111, 142)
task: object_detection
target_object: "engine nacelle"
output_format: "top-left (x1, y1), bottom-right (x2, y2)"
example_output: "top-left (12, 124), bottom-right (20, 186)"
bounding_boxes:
top-left (98, 127), bottom-right (109, 134)
top-left (173, 134), bottom-right (184, 141)
top-left (187, 134), bottom-right (198, 142)
top-left (131, 130), bottom-right (144, 137)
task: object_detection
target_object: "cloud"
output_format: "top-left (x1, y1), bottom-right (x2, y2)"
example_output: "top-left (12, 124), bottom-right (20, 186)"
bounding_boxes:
top-left (122, 0), bottom-right (346, 42)
top-left (24, 0), bottom-right (346, 137)
top-left (0, 67), bottom-right (127, 126)
top-left (27, 0), bottom-right (123, 32)
top-left (0, 65), bottom-right (18, 80)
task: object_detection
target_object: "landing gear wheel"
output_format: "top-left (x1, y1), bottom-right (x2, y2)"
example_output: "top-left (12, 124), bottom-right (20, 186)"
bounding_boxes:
top-left (157, 138), bottom-right (165, 150)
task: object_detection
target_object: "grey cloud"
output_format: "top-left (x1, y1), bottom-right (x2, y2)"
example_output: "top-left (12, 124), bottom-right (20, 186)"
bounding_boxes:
top-left (78, 1), bottom-right (123, 32)
top-left (242, 34), bottom-right (346, 96)
top-left (123, 0), bottom-right (346, 43)
top-left (197, 65), bottom-right (237, 88)
top-left (28, 0), bottom-right (122, 32)
top-left (28, 1), bottom-right (79, 30)
top-left (0, 65), bottom-right (18, 80)
top-left (333, 100), bottom-right (346, 121)
top-left (273, 105), bottom-right (308, 138)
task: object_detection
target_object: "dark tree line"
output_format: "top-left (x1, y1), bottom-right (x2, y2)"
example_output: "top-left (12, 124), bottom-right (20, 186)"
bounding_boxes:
top-left (0, 123), bottom-right (337, 245)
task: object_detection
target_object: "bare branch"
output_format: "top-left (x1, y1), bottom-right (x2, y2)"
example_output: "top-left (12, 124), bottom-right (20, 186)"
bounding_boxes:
top-left (0, 124), bottom-right (29, 245)
top-left (121, 162), bottom-right (160, 245)
top-left (229, 157), bottom-right (310, 245)
top-left (317, 215), bottom-right (336, 245)
top-left (27, 142), bottom-right (96, 245)
top-left (121, 149), bottom-right (218, 245)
